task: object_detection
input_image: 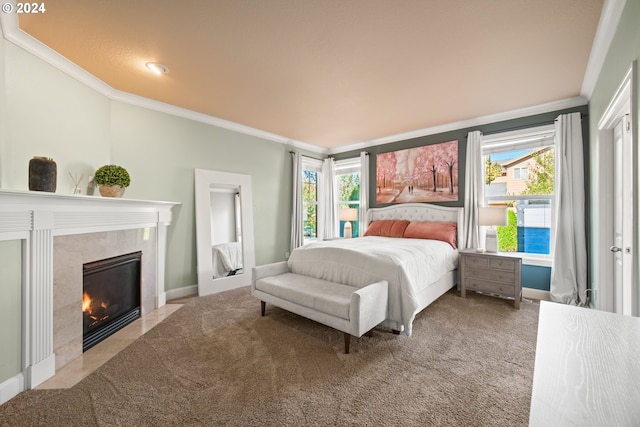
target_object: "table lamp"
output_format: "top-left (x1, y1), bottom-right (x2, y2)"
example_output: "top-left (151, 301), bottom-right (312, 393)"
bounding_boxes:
top-left (340, 208), bottom-right (358, 238)
top-left (478, 207), bottom-right (507, 252)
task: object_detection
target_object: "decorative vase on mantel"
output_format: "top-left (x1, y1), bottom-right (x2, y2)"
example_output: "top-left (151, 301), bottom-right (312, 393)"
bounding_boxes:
top-left (98, 185), bottom-right (126, 198)
top-left (28, 156), bottom-right (57, 192)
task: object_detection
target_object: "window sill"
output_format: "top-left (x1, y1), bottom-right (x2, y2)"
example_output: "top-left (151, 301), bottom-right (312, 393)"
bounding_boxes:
top-left (494, 251), bottom-right (552, 268)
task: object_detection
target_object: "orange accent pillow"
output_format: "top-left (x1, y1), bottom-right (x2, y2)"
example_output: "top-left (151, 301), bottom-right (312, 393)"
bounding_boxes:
top-left (363, 220), bottom-right (410, 238)
top-left (403, 221), bottom-right (458, 249)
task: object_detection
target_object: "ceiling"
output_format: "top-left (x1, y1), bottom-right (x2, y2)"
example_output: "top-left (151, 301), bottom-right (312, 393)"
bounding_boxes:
top-left (16, 0), bottom-right (604, 150)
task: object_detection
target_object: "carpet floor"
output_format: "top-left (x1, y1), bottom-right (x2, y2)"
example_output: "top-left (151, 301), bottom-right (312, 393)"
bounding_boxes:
top-left (0, 287), bottom-right (539, 426)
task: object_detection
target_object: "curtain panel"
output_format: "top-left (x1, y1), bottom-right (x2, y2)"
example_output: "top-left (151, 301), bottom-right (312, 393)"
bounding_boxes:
top-left (359, 151), bottom-right (370, 235)
top-left (463, 130), bottom-right (484, 250)
top-left (290, 151), bottom-right (304, 251)
top-left (321, 158), bottom-right (338, 240)
top-left (550, 112), bottom-right (588, 305)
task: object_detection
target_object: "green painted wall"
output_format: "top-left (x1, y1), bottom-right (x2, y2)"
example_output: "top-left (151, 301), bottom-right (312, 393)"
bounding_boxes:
top-left (0, 33), bottom-right (292, 292)
top-left (587, 0), bottom-right (640, 306)
top-left (0, 239), bottom-right (22, 383)
top-left (0, 39), bottom-right (111, 191)
top-left (109, 102), bottom-right (292, 287)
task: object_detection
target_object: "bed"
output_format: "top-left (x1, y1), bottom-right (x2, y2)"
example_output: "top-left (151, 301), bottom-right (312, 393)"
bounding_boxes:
top-left (212, 242), bottom-right (243, 278)
top-left (287, 203), bottom-right (465, 335)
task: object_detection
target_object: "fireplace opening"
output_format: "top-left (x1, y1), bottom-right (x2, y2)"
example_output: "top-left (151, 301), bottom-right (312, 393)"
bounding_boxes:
top-left (83, 251), bottom-right (142, 352)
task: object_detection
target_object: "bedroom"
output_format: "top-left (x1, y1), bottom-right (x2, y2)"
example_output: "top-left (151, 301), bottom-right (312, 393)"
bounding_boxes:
top-left (0, 0), bottom-right (639, 423)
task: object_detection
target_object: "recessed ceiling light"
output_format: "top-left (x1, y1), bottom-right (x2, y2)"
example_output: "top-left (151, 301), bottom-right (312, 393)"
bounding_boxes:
top-left (145, 62), bottom-right (169, 75)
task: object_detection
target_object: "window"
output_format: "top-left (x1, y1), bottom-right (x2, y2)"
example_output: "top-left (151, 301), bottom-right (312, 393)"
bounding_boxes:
top-left (302, 157), bottom-right (323, 242)
top-left (483, 125), bottom-right (555, 260)
top-left (513, 167), bottom-right (529, 180)
top-left (335, 158), bottom-right (361, 238)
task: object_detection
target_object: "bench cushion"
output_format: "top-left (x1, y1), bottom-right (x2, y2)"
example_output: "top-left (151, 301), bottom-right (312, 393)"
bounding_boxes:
top-left (255, 272), bottom-right (353, 320)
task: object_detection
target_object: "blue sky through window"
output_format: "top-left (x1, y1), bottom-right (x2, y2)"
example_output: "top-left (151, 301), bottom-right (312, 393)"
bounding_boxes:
top-left (489, 149), bottom-right (530, 163)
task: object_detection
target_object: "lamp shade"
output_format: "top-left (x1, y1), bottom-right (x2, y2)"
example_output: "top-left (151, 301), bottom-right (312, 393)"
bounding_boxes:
top-left (478, 207), bottom-right (507, 227)
top-left (340, 208), bottom-right (358, 222)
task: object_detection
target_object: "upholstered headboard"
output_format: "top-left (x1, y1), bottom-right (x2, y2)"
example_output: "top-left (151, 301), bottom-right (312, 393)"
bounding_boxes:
top-left (367, 203), bottom-right (465, 250)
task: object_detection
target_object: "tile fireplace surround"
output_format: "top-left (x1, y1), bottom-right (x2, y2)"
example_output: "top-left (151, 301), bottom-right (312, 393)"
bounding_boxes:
top-left (0, 190), bottom-right (178, 403)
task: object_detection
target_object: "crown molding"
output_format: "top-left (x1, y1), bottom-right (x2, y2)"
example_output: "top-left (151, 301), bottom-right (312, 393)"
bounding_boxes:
top-left (329, 96), bottom-right (588, 155)
top-left (581, 0), bottom-right (627, 99)
top-left (0, 12), bottom-right (326, 155)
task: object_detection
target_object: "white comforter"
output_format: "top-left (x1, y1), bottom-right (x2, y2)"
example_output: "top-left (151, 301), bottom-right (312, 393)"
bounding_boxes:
top-left (287, 236), bottom-right (458, 336)
top-left (212, 242), bottom-right (243, 278)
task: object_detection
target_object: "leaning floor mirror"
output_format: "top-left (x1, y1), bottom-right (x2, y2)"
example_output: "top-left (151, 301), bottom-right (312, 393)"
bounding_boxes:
top-left (194, 169), bottom-right (256, 296)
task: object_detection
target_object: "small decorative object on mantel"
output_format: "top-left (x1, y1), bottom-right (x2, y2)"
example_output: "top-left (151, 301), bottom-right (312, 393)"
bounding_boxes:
top-left (94, 164), bottom-right (131, 198)
top-left (69, 172), bottom-right (84, 195)
top-left (28, 156), bottom-right (57, 192)
top-left (86, 176), bottom-right (96, 196)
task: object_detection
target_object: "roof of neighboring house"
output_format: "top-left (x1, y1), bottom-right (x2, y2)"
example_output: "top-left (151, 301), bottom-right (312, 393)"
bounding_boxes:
top-left (500, 147), bottom-right (551, 168)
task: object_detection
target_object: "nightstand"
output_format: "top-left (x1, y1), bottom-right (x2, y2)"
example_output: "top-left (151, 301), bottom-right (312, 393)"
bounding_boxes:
top-left (459, 249), bottom-right (522, 309)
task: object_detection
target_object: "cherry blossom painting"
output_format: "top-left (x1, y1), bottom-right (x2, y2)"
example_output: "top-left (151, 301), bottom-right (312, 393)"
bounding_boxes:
top-left (376, 140), bottom-right (458, 204)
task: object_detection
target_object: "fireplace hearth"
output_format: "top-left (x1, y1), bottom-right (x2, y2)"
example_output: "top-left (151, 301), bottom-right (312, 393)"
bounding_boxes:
top-left (83, 252), bottom-right (142, 351)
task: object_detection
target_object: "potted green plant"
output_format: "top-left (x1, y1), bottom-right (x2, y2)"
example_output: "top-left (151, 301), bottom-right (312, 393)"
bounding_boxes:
top-left (94, 164), bottom-right (131, 198)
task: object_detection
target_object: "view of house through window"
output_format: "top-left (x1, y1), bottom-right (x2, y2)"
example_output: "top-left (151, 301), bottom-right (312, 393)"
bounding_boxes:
top-left (483, 125), bottom-right (555, 256)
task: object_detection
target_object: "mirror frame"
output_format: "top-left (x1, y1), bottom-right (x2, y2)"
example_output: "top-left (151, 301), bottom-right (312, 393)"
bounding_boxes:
top-left (195, 169), bottom-right (256, 296)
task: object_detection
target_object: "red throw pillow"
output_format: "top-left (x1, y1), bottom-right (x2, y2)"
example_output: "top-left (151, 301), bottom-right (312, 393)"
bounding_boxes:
top-left (403, 221), bottom-right (457, 249)
top-left (363, 220), bottom-right (410, 238)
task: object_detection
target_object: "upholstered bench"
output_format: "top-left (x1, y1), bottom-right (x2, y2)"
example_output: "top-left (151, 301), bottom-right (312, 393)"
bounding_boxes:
top-left (251, 261), bottom-right (388, 354)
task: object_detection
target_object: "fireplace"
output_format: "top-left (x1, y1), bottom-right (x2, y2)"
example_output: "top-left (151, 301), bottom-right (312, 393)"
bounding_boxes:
top-left (82, 252), bottom-right (142, 351)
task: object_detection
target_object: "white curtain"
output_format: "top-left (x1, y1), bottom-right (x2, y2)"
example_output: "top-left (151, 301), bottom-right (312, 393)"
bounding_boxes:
top-left (550, 112), bottom-right (588, 305)
top-left (359, 151), bottom-right (370, 235)
top-left (290, 151), bottom-right (304, 251)
top-left (463, 130), bottom-right (484, 250)
top-left (321, 158), bottom-right (338, 239)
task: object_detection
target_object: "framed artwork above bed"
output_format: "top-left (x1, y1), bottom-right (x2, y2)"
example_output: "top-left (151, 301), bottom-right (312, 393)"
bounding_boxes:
top-left (376, 139), bottom-right (459, 204)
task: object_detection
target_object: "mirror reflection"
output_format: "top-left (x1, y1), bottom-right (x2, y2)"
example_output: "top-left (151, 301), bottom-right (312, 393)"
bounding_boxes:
top-left (210, 186), bottom-right (243, 278)
top-left (195, 169), bottom-right (255, 296)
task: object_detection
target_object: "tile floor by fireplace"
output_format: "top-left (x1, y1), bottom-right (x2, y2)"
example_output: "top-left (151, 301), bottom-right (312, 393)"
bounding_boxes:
top-left (37, 303), bottom-right (183, 389)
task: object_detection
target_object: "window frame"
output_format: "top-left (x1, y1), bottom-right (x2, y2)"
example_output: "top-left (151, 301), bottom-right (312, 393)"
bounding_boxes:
top-left (482, 124), bottom-right (556, 266)
top-left (301, 156), bottom-right (323, 243)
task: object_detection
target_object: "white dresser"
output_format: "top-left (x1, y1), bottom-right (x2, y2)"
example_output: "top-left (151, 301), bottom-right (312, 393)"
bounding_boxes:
top-left (529, 301), bottom-right (640, 426)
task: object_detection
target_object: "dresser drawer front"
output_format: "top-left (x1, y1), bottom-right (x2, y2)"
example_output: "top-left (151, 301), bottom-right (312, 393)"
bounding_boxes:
top-left (489, 257), bottom-right (517, 271)
top-left (465, 278), bottom-right (515, 297)
top-left (465, 267), bottom-right (515, 284)
top-left (463, 255), bottom-right (489, 268)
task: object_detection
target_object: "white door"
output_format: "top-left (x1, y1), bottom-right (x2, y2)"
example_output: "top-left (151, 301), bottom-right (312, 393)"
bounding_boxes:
top-left (611, 114), bottom-right (633, 315)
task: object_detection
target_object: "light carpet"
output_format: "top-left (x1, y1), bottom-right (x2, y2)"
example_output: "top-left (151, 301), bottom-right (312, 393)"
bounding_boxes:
top-left (0, 287), bottom-right (539, 426)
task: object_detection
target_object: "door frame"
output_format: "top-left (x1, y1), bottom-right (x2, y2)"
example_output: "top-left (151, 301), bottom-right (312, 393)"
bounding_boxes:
top-left (596, 62), bottom-right (638, 314)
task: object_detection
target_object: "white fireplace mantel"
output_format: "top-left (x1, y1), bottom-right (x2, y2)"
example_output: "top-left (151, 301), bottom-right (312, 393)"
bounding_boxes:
top-left (0, 189), bottom-right (179, 400)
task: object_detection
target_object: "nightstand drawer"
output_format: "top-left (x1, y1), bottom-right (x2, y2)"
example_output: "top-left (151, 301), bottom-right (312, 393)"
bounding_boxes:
top-left (489, 257), bottom-right (517, 271)
top-left (465, 267), bottom-right (515, 284)
top-left (465, 278), bottom-right (515, 296)
top-left (463, 255), bottom-right (490, 268)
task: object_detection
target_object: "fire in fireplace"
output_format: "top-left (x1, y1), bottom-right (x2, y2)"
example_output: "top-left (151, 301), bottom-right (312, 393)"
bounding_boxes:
top-left (82, 251), bottom-right (142, 351)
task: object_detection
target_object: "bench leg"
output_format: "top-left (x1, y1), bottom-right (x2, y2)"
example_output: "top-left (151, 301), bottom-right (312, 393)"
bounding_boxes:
top-left (260, 301), bottom-right (266, 316)
top-left (343, 333), bottom-right (350, 354)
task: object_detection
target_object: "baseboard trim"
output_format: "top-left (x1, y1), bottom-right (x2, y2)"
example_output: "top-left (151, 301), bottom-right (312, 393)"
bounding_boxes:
top-left (0, 373), bottom-right (24, 405)
top-left (166, 285), bottom-right (198, 302)
top-left (27, 354), bottom-right (56, 389)
top-left (523, 288), bottom-right (550, 301)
